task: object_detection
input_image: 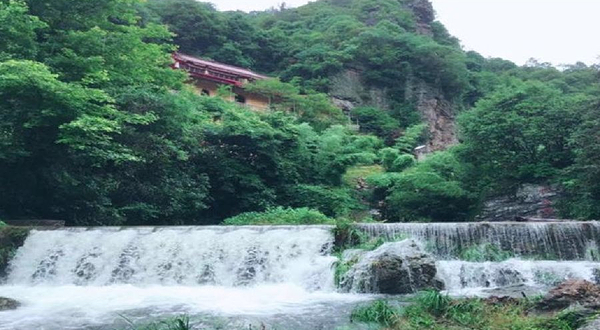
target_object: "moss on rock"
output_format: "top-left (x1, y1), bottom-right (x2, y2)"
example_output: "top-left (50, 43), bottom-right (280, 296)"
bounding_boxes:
top-left (0, 226), bottom-right (31, 279)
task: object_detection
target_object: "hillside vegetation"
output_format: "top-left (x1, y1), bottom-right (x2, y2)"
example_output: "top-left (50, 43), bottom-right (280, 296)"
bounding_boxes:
top-left (0, 0), bottom-right (599, 225)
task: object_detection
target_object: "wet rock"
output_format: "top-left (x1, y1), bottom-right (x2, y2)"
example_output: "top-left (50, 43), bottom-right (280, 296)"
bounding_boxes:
top-left (483, 296), bottom-right (522, 306)
top-left (494, 269), bottom-right (525, 287)
top-left (580, 317), bottom-right (600, 330)
top-left (537, 280), bottom-right (600, 311)
top-left (482, 284), bottom-right (541, 300)
top-left (456, 264), bottom-right (524, 289)
top-left (0, 226), bottom-right (30, 279)
top-left (0, 297), bottom-right (20, 311)
top-left (339, 240), bottom-right (444, 294)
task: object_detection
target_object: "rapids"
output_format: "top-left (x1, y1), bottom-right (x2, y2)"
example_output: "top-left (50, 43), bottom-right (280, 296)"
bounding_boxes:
top-left (1, 222), bottom-right (600, 329)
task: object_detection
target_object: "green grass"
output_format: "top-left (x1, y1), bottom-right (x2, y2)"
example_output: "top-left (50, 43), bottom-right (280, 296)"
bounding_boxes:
top-left (0, 221), bottom-right (6, 227)
top-left (342, 165), bottom-right (384, 187)
top-left (351, 300), bottom-right (399, 327)
top-left (351, 291), bottom-right (586, 330)
top-left (222, 207), bottom-right (335, 225)
top-left (415, 290), bottom-right (452, 317)
top-left (119, 316), bottom-right (193, 330)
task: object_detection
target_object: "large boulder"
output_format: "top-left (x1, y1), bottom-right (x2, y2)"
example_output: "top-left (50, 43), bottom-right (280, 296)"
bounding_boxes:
top-left (338, 240), bottom-right (444, 294)
top-left (537, 280), bottom-right (600, 311)
top-left (0, 297), bottom-right (20, 311)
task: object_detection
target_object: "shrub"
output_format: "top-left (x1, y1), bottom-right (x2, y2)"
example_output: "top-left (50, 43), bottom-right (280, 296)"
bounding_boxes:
top-left (370, 151), bottom-right (477, 222)
top-left (350, 107), bottom-right (400, 138)
top-left (390, 154), bottom-right (416, 172)
top-left (332, 219), bottom-right (363, 251)
top-left (279, 184), bottom-right (364, 217)
top-left (459, 243), bottom-right (514, 262)
top-left (222, 207), bottom-right (335, 225)
top-left (342, 165), bottom-right (384, 187)
top-left (380, 148), bottom-right (401, 170)
top-left (395, 124), bottom-right (427, 153)
top-left (0, 221), bottom-right (6, 227)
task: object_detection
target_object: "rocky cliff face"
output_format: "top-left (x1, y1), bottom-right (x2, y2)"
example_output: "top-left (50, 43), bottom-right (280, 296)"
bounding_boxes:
top-left (330, 0), bottom-right (458, 153)
top-left (477, 184), bottom-right (562, 221)
top-left (406, 0), bottom-right (435, 36)
top-left (330, 68), bottom-right (390, 113)
top-left (405, 79), bottom-right (458, 152)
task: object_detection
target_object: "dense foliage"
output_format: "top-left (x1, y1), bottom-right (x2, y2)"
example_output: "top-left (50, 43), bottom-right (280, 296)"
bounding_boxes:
top-left (1, 0), bottom-right (599, 225)
top-left (222, 207), bottom-right (334, 225)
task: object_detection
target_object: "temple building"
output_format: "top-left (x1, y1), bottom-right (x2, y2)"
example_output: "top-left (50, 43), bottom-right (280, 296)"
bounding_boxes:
top-left (172, 53), bottom-right (270, 110)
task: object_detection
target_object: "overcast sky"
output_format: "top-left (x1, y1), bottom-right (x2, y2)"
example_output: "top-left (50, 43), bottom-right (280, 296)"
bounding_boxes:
top-left (211, 0), bottom-right (600, 66)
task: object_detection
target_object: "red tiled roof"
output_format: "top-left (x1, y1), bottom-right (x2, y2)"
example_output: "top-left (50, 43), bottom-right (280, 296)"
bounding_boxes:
top-left (173, 53), bottom-right (268, 83)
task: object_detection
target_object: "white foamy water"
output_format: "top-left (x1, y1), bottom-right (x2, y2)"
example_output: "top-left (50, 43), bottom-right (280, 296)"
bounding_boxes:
top-left (0, 284), bottom-right (368, 330)
top-left (3, 224), bottom-right (600, 329)
top-left (438, 259), bottom-right (600, 295)
top-left (7, 226), bottom-right (335, 288)
top-left (358, 221), bottom-right (600, 260)
top-left (0, 226), bottom-right (371, 330)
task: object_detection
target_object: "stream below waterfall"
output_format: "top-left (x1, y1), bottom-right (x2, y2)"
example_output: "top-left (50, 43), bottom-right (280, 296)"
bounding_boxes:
top-left (1, 223), bottom-right (600, 330)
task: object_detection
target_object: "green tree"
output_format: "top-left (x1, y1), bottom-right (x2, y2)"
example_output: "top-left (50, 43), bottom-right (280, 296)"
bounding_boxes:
top-left (370, 151), bottom-right (475, 222)
top-left (458, 81), bottom-right (581, 194)
top-left (0, 0), bottom-right (46, 61)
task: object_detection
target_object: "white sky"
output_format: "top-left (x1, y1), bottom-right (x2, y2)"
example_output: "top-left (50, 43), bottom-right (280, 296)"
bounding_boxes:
top-left (210, 0), bottom-right (600, 66)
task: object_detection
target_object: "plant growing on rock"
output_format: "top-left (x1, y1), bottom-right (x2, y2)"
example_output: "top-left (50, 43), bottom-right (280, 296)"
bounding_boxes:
top-left (0, 226), bottom-right (30, 278)
top-left (459, 243), bottom-right (514, 262)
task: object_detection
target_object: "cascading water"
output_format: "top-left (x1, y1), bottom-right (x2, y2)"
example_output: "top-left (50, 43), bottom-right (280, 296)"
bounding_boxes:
top-left (2, 222), bottom-right (600, 329)
top-left (7, 226), bottom-right (335, 288)
top-left (0, 226), bottom-right (367, 330)
top-left (438, 260), bottom-right (600, 294)
top-left (356, 222), bottom-right (600, 295)
top-left (357, 221), bottom-right (600, 260)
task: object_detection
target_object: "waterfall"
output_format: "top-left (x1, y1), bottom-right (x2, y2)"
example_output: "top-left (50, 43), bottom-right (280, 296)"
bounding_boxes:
top-left (7, 226), bottom-right (336, 289)
top-left (356, 221), bottom-right (600, 260)
top-left (3, 222), bottom-right (600, 330)
top-left (438, 260), bottom-right (600, 292)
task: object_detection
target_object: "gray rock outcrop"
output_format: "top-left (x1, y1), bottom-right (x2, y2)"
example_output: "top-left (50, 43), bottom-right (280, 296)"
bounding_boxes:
top-left (477, 184), bottom-right (561, 222)
top-left (580, 317), bottom-right (600, 330)
top-left (0, 297), bottom-right (20, 311)
top-left (338, 240), bottom-right (444, 294)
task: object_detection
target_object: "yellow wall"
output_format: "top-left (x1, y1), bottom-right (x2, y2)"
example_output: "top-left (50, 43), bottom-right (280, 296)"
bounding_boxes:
top-left (193, 79), bottom-right (270, 111)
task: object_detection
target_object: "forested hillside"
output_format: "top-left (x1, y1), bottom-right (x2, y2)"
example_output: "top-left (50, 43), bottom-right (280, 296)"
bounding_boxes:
top-left (1, 0), bottom-right (599, 225)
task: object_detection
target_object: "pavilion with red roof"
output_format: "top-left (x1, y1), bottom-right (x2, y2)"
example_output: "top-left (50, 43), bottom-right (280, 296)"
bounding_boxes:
top-left (173, 53), bottom-right (270, 110)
